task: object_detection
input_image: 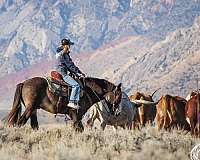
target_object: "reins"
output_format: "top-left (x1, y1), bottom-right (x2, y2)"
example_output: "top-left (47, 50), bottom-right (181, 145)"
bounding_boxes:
top-left (76, 76), bottom-right (116, 114)
top-left (96, 100), bottom-right (111, 116)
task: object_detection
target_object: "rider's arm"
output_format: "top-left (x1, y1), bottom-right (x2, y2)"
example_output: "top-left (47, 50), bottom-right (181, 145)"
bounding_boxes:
top-left (56, 46), bottom-right (63, 53)
top-left (63, 54), bottom-right (83, 75)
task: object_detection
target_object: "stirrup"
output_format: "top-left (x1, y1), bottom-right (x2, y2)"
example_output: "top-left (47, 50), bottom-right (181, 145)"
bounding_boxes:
top-left (68, 102), bottom-right (80, 110)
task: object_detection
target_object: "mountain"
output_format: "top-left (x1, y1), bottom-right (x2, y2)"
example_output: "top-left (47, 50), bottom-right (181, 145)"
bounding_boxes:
top-left (1, 15), bottom-right (200, 107)
top-left (0, 0), bottom-right (200, 77)
top-left (79, 16), bottom-right (200, 98)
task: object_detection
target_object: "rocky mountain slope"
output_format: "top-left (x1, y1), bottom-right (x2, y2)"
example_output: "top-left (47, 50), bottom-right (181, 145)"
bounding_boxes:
top-left (1, 15), bottom-right (200, 109)
top-left (0, 0), bottom-right (200, 77)
top-left (80, 16), bottom-right (200, 98)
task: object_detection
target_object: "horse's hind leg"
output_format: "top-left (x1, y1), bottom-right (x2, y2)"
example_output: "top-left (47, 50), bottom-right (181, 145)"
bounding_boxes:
top-left (30, 110), bottom-right (39, 130)
top-left (17, 106), bottom-right (34, 127)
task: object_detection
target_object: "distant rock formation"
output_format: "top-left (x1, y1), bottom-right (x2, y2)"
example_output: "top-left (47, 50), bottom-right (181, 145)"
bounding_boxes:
top-left (0, 0), bottom-right (200, 77)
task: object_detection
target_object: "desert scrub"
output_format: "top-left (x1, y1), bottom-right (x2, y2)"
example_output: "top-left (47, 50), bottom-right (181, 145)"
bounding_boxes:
top-left (0, 124), bottom-right (199, 160)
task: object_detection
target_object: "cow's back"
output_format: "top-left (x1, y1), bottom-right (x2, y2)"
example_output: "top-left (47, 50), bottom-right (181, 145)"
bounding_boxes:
top-left (186, 96), bottom-right (197, 123)
top-left (172, 96), bottom-right (189, 128)
top-left (156, 94), bottom-right (189, 130)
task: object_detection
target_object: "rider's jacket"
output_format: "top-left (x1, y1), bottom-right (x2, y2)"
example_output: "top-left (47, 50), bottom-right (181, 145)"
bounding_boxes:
top-left (56, 51), bottom-right (82, 76)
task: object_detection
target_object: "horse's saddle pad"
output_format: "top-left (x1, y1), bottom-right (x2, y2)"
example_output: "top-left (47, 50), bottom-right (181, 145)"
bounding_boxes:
top-left (46, 77), bottom-right (69, 97)
top-left (46, 71), bottom-right (83, 98)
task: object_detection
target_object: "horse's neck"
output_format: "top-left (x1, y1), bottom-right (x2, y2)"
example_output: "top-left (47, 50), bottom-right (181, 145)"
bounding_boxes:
top-left (83, 78), bottom-right (116, 113)
top-left (85, 77), bottom-right (115, 95)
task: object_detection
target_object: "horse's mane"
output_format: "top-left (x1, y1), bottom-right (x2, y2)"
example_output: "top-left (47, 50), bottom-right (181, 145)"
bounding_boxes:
top-left (84, 77), bottom-right (116, 94)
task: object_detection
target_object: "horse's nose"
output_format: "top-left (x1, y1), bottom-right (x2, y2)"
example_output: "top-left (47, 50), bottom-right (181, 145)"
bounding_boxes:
top-left (114, 105), bottom-right (120, 116)
top-left (115, 109), bottom-right (120, 116)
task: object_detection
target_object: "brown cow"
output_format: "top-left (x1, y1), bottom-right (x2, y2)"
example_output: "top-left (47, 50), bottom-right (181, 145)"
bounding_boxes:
top-left (186, 90), bottom-right (199, 101)
top-left (129, 89), bottom-right (159, 128)
top-left (185, 93), bottom-right (200, 135)
top-left (156, 95), bottom-right (190, 131)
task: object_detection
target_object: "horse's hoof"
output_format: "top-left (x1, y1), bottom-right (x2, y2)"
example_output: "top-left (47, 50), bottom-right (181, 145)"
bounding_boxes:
top-left (75, 126), bottom-right (84, 132)
top-left (32, 126), bottom-right (39, 130)
top-left (74, 124), bottom-right (84, 132)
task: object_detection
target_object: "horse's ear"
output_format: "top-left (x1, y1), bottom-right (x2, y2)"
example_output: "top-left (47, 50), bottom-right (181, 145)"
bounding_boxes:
top-left (117, 83), bottom-right (122, 90)
top-left (103, 93), bottom-right (109, 102)
top-left (103, 88), bottom-right (107, 92)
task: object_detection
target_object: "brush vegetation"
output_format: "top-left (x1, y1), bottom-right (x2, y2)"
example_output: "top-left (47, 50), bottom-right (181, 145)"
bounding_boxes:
top-left (0, 123), bottom-right (199, 160)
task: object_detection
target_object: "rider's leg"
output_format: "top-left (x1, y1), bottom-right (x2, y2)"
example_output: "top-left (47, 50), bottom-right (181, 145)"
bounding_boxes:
top-left (69, 82), bottom-right (80, 102)
top-left (62, 74), bottom-right (81, 109)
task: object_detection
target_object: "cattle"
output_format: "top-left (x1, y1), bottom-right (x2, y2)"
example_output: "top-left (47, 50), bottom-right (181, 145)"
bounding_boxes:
top-left (129, 89), bottom-right (159, 128)
top-left (185, 93), bottom-right (200, 135)
top-left (186, 90), bottom-right (198, 101)
top-left (156, 94), bottom-right (190, 131)
top-left (85, 92), bottom-right (137, 130)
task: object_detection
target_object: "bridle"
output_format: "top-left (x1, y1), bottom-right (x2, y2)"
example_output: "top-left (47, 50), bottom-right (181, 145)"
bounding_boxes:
top-left (72, 74), bottom-right (121, 114)
top-left (87, 84), bottom-right (120, 114)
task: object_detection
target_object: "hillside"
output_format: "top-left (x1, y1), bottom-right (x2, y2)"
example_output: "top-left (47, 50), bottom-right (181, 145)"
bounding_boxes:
top-left (79, 16), bottom-right (200, 98)
top-left (0, 0), bottom-right (200, 77)
top-left (0, 2), bottom-right (200, 159)
top-left (1, 16), bottom-right (200, 110)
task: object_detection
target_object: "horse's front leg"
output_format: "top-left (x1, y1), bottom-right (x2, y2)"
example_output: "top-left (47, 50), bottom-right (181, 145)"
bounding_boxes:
top-left (112, 125), bottom-right (118, 131)
top-left (69, 109), bottom-right (84, 132)
top-left (100, 121), bottom-right (107, 130)
top-left (86, 117), bottom-right (95, 128)
top-left (96, 112), bottom-right (107, 130)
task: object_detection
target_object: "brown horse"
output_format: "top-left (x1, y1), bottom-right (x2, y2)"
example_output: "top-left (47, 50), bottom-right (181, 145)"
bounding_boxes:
top-left (5, 76), bottom-right (122, 132)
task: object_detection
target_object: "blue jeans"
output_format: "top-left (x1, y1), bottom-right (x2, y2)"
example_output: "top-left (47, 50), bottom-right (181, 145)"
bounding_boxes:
top-left (63, 74), bottom-right (80, 103)
top-left (57, 68), bottom-right (80, 103)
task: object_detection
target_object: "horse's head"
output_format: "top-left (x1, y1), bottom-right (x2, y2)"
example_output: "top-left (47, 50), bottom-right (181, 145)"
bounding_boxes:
top-left (83, 77), bottom-right (122, 114)
top-left (104, 83), bottom-right (122, 114)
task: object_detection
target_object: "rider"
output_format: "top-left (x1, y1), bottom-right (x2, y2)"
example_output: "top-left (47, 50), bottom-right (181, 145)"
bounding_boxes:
top-left (56, 38), bottom-right (85, 109)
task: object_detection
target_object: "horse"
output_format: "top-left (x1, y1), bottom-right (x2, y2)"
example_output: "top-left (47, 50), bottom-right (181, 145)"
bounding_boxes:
top-left (5, 76), bottom-right (122, 132)
top-left (85, 92), bottom-right (136, 130)
top-left (85, 92), bottom-right (158, 130)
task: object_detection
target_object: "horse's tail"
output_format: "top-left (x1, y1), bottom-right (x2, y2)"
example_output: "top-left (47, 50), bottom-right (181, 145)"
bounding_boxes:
top-left (6, 83), bottom-right (24, 126)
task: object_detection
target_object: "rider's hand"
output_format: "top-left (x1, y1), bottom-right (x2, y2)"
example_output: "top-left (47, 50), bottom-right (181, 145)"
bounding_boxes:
top-left (81, 73), bottom-right (86, 77)
top-left (77, 73), bottom-right (85, 78)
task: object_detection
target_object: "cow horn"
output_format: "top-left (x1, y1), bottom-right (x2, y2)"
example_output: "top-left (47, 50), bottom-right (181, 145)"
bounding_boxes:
top-left (151, 88), bottom-right (161, 97)
top-left (194, 90), bottom-right (200, 94)
top-left (131, 99), bottom-right (158, 105)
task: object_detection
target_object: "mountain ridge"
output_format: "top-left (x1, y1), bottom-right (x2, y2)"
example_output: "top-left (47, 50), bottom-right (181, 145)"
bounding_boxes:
top-left (0, 0), bottom-right (200, 77)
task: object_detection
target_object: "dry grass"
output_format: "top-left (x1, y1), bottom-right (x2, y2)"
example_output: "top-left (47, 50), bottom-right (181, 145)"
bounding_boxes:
top-left (0, 123), bottom-right (199, 160)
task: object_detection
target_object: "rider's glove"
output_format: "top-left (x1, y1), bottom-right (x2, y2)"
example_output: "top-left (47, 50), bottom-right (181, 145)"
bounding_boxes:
top-left (77, 73), bottom-right (86, 78)
top-left (81, 73), bottom-right (86, 77)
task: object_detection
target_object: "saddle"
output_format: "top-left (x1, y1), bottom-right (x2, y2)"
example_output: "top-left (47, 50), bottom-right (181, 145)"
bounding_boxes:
top-left (46, 71), bottom-right (84, 114)
top-left (46, 71), bottom-right (70, 97)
